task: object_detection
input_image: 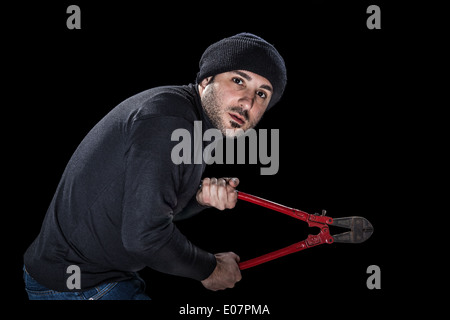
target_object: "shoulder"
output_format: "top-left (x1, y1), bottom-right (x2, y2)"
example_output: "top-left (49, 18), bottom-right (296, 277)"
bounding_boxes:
top-left (121, 84), bottom-right (201, 123)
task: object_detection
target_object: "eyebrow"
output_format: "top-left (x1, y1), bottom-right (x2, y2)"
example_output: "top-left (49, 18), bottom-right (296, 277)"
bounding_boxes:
top-left (232, 70), bottom-right (273, 93)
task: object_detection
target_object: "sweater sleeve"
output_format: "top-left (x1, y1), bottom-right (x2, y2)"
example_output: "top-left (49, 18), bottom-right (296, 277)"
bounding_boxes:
top-left (173, 195), bottom-right (210, 222)
top-left (121, 115), bottom-right (216, 281)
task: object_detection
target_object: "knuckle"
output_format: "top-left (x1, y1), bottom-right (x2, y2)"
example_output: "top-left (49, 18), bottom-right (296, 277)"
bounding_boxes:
top-left (226, 202), bottom-right (236, 209)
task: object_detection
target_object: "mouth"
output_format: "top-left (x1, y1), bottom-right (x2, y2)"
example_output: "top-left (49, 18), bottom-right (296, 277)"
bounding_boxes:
top-left (228, 112), bottom-right (246, 126)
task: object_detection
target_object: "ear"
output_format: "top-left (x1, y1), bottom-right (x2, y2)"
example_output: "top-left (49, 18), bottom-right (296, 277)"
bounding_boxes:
top-left (199, 76), bottom-right (213, 89)
top-left (198, 76), bottom-right (213, 96)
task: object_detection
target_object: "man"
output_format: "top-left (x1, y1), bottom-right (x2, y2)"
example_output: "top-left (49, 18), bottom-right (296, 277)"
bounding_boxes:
top-left (23, 33), bottom-right (287, 300)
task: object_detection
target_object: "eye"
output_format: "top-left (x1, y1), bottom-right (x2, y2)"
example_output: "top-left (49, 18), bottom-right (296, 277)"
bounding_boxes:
top-left (232, 77), bottom-right (244, 85)
top-left (256, 91), bottom-right (267, 99)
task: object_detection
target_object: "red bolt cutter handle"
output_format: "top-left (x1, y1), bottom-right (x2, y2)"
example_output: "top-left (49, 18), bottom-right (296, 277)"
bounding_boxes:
top-left (237, 191), bottom-right (333, 225)
top-left (237, 191), bottom-right (335, 270)
top-left (238, 233), bottom-right (333, 270)
top-left (237, 191), bottom-right (309, 221)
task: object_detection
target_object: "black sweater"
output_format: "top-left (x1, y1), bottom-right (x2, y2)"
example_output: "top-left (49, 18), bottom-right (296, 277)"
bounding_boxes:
top-left (24, 84), bottom-right (217, 291)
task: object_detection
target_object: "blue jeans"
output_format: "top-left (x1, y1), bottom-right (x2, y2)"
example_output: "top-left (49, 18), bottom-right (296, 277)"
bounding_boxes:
top-left (23, 266), bottom-right (151, 300)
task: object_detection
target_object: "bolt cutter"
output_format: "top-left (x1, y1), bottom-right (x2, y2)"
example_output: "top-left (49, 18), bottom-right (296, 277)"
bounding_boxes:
top-left (236, 191), bottom-right (374, 270)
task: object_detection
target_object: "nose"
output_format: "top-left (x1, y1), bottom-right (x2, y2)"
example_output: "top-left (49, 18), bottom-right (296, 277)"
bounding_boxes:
top-left (238, 91), bottom-right (255, 111)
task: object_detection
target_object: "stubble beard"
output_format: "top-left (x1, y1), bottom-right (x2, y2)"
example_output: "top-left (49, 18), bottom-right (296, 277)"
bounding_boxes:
top-left (201, 84), bottom-right (259, 137)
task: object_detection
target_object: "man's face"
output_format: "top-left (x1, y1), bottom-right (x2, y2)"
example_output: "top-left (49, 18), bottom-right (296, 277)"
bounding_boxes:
top-left (200, 70), bottom-right (273, 137)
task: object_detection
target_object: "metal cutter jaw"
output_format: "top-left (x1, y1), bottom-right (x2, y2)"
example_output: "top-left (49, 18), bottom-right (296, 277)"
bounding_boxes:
top-left (330, 216), bottom-right (374, 243)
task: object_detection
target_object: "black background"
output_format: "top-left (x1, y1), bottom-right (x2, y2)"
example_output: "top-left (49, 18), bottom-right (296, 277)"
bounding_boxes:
top-left (8, 0), bottom-right (419, 317)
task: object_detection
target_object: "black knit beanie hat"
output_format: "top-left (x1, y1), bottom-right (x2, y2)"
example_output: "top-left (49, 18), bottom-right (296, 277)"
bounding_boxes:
top-left (196, 33), bottom-right (287, 110)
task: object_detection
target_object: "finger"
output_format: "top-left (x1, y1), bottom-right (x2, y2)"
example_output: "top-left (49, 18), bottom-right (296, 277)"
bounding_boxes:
top-left (225, 189), bottom-right (237, 209)
top-left (201, 178), bottom-right (211, 203)
top-left (217, 178), bottom-right (227, 210)
top-left (234, 266), bottom-right (242, 283)
top-left (209, 177), bottom-right (218, 205)
top-left (224, 178), bottom-right (239, 195)
top-left (227, 177), bottom-right (239, 188)
top-left (229, 252), bottom-right (240, 263)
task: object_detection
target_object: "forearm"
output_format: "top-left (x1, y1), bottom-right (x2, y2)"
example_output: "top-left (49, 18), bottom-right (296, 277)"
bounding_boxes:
top-left (173, 194), bottom-right (210, 222)
top-left (123, 220), bottom-right (216, 281)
